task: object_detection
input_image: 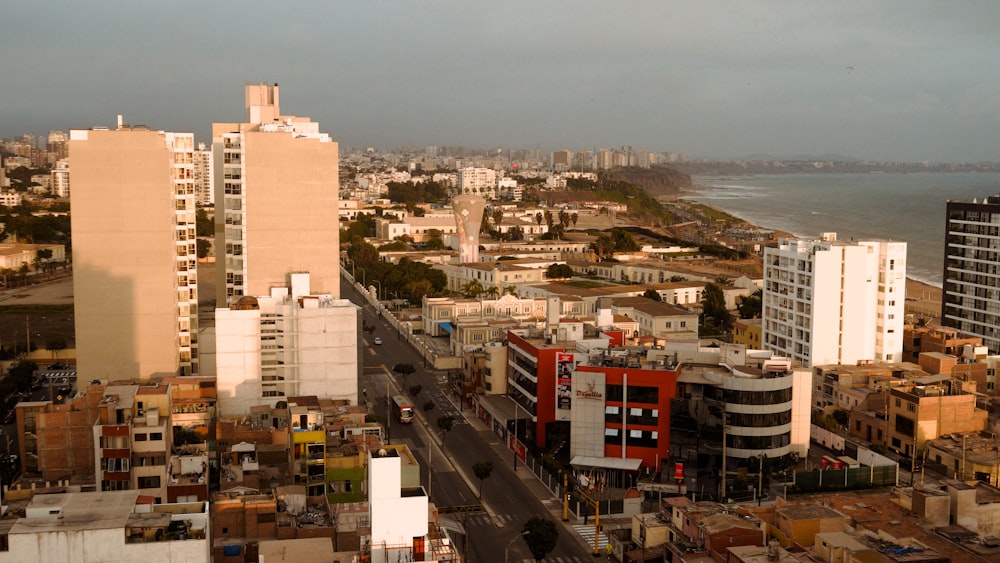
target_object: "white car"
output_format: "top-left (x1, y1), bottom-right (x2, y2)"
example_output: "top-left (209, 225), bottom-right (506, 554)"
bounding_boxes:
top-left (372, 336), bottom-right (383, 345)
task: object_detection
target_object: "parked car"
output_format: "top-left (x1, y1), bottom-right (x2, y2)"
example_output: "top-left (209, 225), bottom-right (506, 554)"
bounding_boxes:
top-left (373, 336), bottom-right (383, 345)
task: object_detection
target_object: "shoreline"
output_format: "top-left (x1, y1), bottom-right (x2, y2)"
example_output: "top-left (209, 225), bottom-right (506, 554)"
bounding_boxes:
top-left (675, 185), bottom-right (945, 323)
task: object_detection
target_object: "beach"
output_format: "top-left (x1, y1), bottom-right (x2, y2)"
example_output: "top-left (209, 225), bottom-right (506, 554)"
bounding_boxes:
top-left (680, 175), bottom-right (956, 325)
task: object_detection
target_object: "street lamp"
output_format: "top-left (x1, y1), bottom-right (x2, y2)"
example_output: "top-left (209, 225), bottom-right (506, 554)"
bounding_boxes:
top-left (371, 280), bottom-right (382, 302)
top-left (504, 530), bottom-right (529, 563)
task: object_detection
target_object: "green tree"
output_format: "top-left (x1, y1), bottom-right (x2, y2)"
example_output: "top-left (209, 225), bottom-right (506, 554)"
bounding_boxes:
top-left (424, 400), bottom-right (436, 414)
top-left (609, 228), bottom-right (640, 252)
top-left (378, 240), bottom-right (408, 252)
top-left (424, 229), bottom-right (447, 250)
top-left (642, 289), bottom-right (662, 302)
top-left (590, 234), bottom-right (615, 260)
top-left (195, 208), bottom-right (213, 237)
top-left (522, 517), bottom-right (559, 561)
top-left (700, 282), bottom-right (732, 336)
top-left (409, 384), bottom-right (423, 397)
top-left (461, 279), bottom-right (485, 297)
top-left (491, 208), bottom-right (504, 231)
top-left (546, 263), bottom-right (574, 279)
top-left (473, 460), bottom-right (494, 499)
top-left (831, 409), bottom-right (850, 428)
top-left (393, 363), bottom-right (416, 377)
top-left (347, 237), bottom-right (380, 267)
top-left (571, 213), bottom-right (578, 228)
top-left (393, 363), bottom-right (415, 387)
top-left (736, 289), bottom-right (763, 319)
top-left (196, 238), bottom-right (211, 259)
top-left (535, 212), bottom-right (543, 226)
top-left (437, 415), bottom-right (454, 444)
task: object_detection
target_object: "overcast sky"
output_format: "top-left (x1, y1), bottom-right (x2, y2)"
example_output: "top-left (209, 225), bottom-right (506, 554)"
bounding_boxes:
top-left (3, 1), bottom-right (999, 161)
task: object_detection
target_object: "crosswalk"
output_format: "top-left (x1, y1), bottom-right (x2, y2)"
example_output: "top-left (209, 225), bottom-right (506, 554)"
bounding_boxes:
top-left (573, 524), bottom-right (609, 552)
top-left (460, 511), bottom-right (516, 528)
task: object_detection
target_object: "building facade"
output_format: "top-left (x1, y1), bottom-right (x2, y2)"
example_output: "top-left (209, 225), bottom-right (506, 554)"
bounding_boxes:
top-left (763, 233), bottom-right (906, 367)
top-left (213, 83), bottom-right (340, 306)
top-left (456, 167), bottom-right (496, 198)
top-left (69, 125), bottom-right (199, 379)
top-left (214, 272), bottom-right (361, 416)
top-left (943, 196), bottom-right (1000, 354)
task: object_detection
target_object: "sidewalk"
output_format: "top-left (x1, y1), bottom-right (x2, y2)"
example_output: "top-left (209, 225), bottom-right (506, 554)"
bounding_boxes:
top-left (458, 401), bottom-right (621, 555)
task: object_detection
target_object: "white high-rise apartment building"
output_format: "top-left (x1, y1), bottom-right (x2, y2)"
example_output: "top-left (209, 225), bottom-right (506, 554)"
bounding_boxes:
top-left (193, 142), bottom-right (213, 206)
top-left (762, 233), bottom-right (906, 367)
top-left (214, 272), bottom-right (360, 415)
top-left (69, 124), bottom-right (199, 378)
top-left (456, 167), bottom-right (496, 198)
top-left (50, 158), bottom-right (69, 198)
top-left (213, 83), bottom-right (340, 306)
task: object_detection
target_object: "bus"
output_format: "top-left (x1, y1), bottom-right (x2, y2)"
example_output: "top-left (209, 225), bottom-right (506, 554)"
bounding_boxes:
top-left (392, 395), bottom-right (415, 424)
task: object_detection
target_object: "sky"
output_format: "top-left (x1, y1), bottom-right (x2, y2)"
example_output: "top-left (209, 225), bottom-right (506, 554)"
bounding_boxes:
top-left (3, 1), bottom-right (1000, 162)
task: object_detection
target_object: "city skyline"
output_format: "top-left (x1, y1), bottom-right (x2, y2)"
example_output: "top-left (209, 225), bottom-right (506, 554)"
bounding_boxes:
top-left (2, 2), bottom-right (999, 162)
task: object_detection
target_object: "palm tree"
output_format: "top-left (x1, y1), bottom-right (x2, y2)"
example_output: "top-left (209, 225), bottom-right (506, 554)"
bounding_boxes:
top-left (558, 210), bottom-right (570, 228)
top-left (461, 279), bottom-right (485, 298)
top-left (484, 286), bottom-right (500, 299)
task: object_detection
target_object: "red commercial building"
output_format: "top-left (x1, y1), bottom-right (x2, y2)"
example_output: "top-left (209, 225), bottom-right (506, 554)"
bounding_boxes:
top-left (506, 330), bottom-right (681, 475)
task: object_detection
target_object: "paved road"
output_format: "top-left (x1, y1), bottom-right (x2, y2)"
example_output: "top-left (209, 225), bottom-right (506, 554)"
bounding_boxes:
top-left (342, 273), bottom-right (593, 562)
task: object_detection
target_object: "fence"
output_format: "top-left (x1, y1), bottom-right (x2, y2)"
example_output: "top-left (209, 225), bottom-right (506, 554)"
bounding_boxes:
top-left (790, 463), bottom-right (897, 493)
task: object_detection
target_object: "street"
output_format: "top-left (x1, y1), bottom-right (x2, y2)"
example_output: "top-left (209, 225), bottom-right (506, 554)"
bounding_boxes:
top-left (342, 275), bottom-right (594, 562)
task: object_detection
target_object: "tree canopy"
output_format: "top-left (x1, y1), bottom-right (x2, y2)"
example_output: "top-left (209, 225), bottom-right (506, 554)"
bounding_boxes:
top-left (546, 263), bottom-right (574, 280)
top-left (522, 517), bottom-right (559, 561)
top-left (386, 180), bottom-right (448, 205)
top-left (736, 289), bottom-right (762, 319)
top-left (700, 282), bottom-right (732, 337)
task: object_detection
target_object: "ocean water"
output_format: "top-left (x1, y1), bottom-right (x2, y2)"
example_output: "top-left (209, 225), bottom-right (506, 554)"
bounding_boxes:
top-left (684, 172), bottom-right (1000, 287)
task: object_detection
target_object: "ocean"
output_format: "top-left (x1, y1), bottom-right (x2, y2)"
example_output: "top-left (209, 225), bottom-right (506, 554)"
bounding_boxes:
top-left (684, 172), bottom-right (1000, 287)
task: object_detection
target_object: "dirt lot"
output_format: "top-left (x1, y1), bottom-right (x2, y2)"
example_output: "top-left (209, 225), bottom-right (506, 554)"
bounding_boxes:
top-left (0, 263), bottom-right (217, 355)
top-left (0, 274), bottom-right (76, 353)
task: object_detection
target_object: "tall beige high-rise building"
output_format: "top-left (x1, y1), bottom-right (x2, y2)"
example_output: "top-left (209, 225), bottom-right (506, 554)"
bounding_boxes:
top-left (213, 83), bottom-right (340, 306)
top-left (69, 125), bottom-right (199, 379)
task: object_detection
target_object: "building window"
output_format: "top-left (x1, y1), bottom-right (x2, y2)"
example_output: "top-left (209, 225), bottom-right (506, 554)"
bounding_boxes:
top-left (134, 433), bottom-right (147, 442)
top-left (137, 476), bottom-right (161, 489)
top-left (150, 432), bottom-right (163, 441)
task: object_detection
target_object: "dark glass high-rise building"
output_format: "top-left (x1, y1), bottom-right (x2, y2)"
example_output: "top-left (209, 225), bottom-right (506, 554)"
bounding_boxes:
top-left (943, 196), bottom-right (1000, 353)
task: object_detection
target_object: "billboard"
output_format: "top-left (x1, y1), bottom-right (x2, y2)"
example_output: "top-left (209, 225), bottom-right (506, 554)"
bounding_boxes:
top-left (556, 352), bottom-right (575, 421)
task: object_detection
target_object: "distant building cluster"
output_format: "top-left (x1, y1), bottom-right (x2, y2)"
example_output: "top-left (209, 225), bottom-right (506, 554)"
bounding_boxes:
top-left (8, 83), bottom-right (1000, 563)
